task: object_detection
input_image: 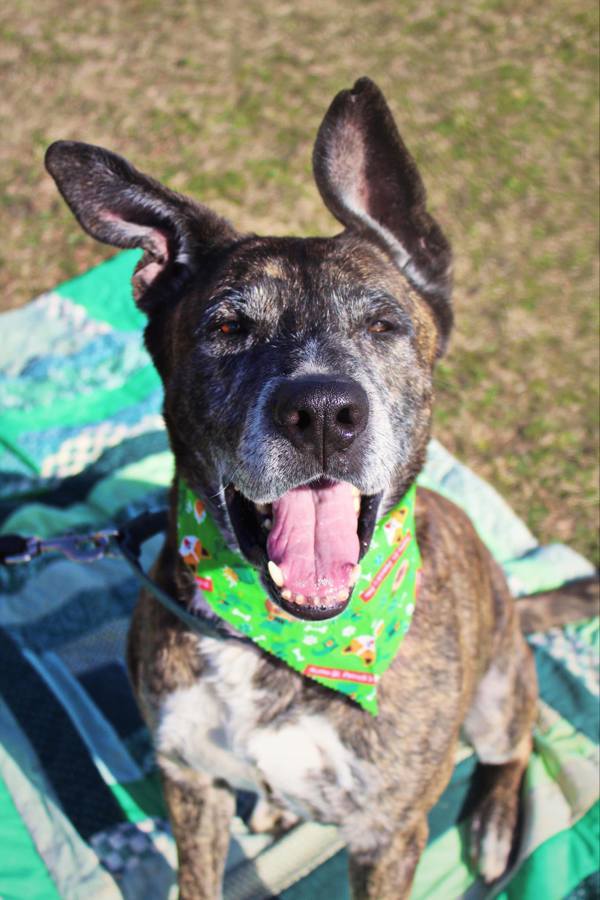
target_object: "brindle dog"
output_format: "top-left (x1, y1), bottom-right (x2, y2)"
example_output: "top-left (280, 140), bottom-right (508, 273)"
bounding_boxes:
top-left (45, 78), bottom-right (537, 899)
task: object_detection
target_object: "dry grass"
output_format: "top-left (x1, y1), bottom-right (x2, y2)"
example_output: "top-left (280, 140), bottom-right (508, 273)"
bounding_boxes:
top-left (1, 0), bottom-right (598, 563)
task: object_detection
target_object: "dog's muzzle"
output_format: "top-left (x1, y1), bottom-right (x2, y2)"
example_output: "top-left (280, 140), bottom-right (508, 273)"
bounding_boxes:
top-left (271, 375), bottom-right (369, 467)
top-left (222, 375), bottom-right (380, 620)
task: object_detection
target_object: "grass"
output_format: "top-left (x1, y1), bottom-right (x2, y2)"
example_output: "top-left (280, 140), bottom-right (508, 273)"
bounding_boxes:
top-left (0, 0), bottom-right (597, 564)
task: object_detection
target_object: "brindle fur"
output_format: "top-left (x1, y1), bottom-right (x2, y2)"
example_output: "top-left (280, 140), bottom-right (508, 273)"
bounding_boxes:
top-left (46, 78), bottom-right (538, 898)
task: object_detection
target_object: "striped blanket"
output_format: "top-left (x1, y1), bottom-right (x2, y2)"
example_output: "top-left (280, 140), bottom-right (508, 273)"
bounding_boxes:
top-left (0, 252), bottom-right (597, 899)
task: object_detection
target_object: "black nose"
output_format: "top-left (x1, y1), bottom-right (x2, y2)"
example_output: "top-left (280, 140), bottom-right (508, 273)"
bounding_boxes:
top-left (272, 375), bottom-right (369, 463)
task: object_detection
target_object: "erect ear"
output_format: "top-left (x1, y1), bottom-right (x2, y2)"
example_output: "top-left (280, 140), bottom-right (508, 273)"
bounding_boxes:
top-left (45, 141), bottom-right (238, 313)
top-left (313, 77), bottom-right (453, 351)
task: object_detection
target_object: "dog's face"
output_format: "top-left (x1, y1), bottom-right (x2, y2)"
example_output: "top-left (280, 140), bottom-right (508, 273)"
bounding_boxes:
top-left (45, 78), bottom-right (452, 621)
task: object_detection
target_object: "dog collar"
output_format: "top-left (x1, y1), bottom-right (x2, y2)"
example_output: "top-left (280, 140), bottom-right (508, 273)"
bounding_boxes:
top-left (177, 481), bottom-right (422, 715)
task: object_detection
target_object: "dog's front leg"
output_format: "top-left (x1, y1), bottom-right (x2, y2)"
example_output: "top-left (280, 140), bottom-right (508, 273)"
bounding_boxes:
top-left (161, 768), bottom-right (235, 900)
top-left (349, 817), bottom-right (428, 900)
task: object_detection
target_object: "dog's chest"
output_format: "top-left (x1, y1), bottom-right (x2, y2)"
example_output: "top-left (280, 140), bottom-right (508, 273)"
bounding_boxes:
top-left (155, 639), bottom-right (368, 818)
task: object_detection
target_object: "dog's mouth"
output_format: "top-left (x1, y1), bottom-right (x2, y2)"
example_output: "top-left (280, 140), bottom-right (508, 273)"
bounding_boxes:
top-left (224, 479), bottom-right (381, 621)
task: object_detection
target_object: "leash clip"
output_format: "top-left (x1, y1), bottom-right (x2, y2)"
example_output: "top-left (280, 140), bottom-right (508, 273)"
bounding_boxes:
top-left (3, 530), bottom-right (120, 564)
top-left (2, 537), bottom-right (42, 565)
top-left (39, 530), bottom-right (121, 562)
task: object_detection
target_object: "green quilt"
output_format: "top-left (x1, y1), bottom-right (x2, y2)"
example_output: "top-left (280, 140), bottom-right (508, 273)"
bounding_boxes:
top-left (0, 251), bottom-right (597, 899)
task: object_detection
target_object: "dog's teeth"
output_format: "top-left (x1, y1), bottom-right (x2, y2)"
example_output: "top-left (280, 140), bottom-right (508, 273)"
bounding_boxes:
top-left (263, 518), bottom-right (272, 530)
top-left (294, 594), bottom-right (305, 604)
top-left (281, 589), bottom-right (292, 600)
top-left (255, 502), bottom-right (269, 514)
top-left (337, 588), bottom-right (350, 601)
top-left (351, 486), bottom-right (360, 498)
top-left (353, 497), bottom-right (360, 512)
top-left (268, 561), bottom-right (284, 587)
top-left (349, 565), bottom-right (360, 586)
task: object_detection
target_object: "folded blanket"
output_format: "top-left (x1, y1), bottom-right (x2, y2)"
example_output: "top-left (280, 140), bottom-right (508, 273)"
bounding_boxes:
top-left (0, 253), bottom-right (597, 899)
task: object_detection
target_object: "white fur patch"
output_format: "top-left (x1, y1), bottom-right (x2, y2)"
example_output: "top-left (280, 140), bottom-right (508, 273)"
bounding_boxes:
top-left (157, 680), bottom-right (259, 791)
top-left (156, 640), bottom-right (265, 792)
top-left (248, 714), bottom-right (356, 800)
top-left (464, 663), bottom-right (516, 764)
top-left (479, 817), bottom-right (512, 882)
top-left (156, 639), bottom-right (370, 820)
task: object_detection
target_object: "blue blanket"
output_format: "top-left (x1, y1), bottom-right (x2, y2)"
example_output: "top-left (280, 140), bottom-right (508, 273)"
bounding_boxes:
top-left (0, 252), bottom-right (597, 899)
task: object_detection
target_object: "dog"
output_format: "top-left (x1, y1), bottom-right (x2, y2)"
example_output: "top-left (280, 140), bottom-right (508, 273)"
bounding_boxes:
top-left (45, 77), bottom-right (538, 899)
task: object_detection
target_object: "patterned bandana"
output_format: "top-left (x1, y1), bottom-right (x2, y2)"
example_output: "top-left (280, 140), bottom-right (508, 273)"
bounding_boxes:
top-left (177, 481), bottom-right (422, 715)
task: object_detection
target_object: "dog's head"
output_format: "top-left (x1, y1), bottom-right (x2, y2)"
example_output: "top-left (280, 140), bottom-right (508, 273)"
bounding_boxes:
top-left (45, 78), bottom-right (452, 621)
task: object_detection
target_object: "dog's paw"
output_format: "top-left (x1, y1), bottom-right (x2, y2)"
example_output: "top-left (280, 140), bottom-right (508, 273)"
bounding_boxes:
top-left (470, 795), bottom-right (517, 883)
top-left (249, 797), bottom-right (300, 835)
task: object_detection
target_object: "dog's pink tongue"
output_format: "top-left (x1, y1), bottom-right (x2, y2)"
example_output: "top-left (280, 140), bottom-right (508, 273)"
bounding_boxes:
top-left (267, 481), bottom-right (359, 605)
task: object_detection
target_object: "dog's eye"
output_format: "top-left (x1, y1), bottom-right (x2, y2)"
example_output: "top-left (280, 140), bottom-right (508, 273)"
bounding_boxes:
top-left (218, 320), bottom-right (244, 336)
top-left (367, 319), bottom-right (395, 334)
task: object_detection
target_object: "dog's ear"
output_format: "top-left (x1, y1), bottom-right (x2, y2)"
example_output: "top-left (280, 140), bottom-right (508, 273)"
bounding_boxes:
top-left (313, 77), bottom-right (452, 351)
top-left (45, 141), bottom-right (237, 313)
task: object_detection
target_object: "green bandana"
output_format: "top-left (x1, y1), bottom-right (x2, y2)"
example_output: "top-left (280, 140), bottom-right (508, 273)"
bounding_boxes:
top-left (177, 482), bottom-right (422, 715)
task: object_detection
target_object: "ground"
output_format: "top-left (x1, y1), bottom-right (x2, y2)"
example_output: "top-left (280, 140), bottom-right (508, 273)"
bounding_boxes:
top-left (0, 0), bottom-right (598, 564)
